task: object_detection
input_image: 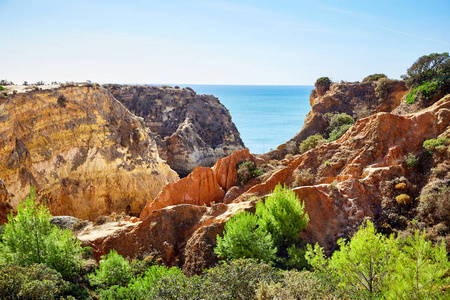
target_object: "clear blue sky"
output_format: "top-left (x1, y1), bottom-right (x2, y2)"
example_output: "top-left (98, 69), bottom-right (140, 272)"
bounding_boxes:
top-left (1, 0), bottom-right (449, 85)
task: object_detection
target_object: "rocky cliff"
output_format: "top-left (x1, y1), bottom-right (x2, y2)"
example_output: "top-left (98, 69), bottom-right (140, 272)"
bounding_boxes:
top-left (0, 85), bottom-right (178, 220)
top-left (106, 85), bottom-right (245, 177)
top-left (80, 93), bottom-right (450, 273)
top-left (270, 80), bottom-right (408, 158)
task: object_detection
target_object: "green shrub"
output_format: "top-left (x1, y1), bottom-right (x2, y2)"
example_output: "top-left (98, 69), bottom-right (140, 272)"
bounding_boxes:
top-left (236, 160), bottom-right (263, 186)
top-left (314, 77), bottom-right (331, 95)
top-left (0, 85), bottom-right (5, 91)
top-left (299, 134), bottom-right (326, 153)
top-left (216, 185), bottom-right (309, 269)
top-left (0, 187), bottom-right (82, 278)
top-left (407, 80), bottom-right (445, 104)
top-left (375, 77), bottom-right (394, 100)
top-left (256, 270), bottom-right (327, 300)
top-left (403, 153), bottom-right (419, 168)
top-left (98, 265), bottom-right (183, 300)
top-left (423, 137), bottom-right (449, 154)
top-left (328, 123), bottom-right (352, 142)
top-left (202, 259), bottom-right (281, 300)
top-left (0, 263), bottom-right (67, 300)
top-left (215, 211), bottom-right (277, 262)
top-left (89, 249), bottom-right (132, 288)
top-left (256, 185), bottom-right (309, 252)
top-left (363, 73), bottom-right (387, 82)
top-left (417, 186), bottom-right (450, 225)
top-left (326, 112), bottom-right (355, 142)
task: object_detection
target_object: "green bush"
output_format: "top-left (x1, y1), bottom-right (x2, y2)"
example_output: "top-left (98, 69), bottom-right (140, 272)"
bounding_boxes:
top-left (256, 185), bottom-right (309, 251)
top-left (423, 137), bottom-right (449, 154)
top-left (0, 85), bottom-right (5, 91)
top-left (363, 73), bottom-right (387, 82)
top-left (215, 211), bottom-right (277, 262)
top-left (236, 160), bottom-right (263, 186)
top-left (328, 123), bottom-right (353, 142)
top-left (314, 77), bottom-right (331, 95)
top-left (299, 134), bottom-right (326, 153)
top-left (406, 80), bottom-right (445, 104)
top-left (216, 185), bottom-right (309, 269)
top-left (0, 187), bottom-right (82, 278)
top-left (0, 263), bottom-right (67, 300)
top-left (256, 270), bottom-right (327, 300)
top-left (417, 186), bottom-right (450, 225)
top-left (98, 265), bottom-right (183, 300)
top-left (202, 259), bottom-right (281, 300)
top-left (403, 153), bottom-right (419, 168)
top-left (326, 112), bottom-right (355, 142)
top-left (375, 77), bottom-right (394, 100)
top-left (89, 249), bottom-right (132, 288)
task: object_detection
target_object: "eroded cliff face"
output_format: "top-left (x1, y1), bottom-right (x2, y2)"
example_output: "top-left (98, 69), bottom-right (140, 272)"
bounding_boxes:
top-left (0, 86), bottom-right (178, 220)
top-left (80, 95), bottom-right (450, 274)
top-left (106, 85), bottom-right (245, 177)
top-left (270, 80), bottom-right (408, 158)
top-left (0, 179), bottom-right (12, 225)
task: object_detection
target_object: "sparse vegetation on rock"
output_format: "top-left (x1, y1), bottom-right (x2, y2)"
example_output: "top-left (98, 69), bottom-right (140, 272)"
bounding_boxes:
top-left (363, 73), bottom-right (387, 82)
top-left (236, 160), bottom-right (263, 186)
top-left (299, 133), bottom-right (326, 153)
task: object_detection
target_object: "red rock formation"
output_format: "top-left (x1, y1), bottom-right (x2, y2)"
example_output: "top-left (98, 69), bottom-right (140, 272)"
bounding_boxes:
top-left (140, 149), bottom-right (254, 220)
top-left (79, 95), bottom-right (450, 274)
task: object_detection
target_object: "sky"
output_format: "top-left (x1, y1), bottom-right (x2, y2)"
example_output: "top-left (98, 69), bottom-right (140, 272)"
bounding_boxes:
top-left (1, 0), bottom-right (449, 85)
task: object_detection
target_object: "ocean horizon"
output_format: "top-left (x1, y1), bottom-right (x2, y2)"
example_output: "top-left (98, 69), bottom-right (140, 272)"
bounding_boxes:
top-left (162, 84), bottom-right (314, 154)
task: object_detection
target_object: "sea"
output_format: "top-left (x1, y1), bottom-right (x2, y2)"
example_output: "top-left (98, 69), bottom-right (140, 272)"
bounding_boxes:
top-left (148, 84), bottom-right (313, 154)
top-left (179, 85), bottom-right (314, 154)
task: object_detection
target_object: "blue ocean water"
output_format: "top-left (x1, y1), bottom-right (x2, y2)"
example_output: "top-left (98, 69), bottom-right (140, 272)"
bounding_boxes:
top-left (180, 85), bottom-right (313, 154)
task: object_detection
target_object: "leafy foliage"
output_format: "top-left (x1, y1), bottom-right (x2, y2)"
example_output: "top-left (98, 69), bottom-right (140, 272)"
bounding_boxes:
top-left (403, 152), bottom-right (419, 168)
top-left (236, 160), bottom-right (263, 186)
top-left (306, 221), bottom-right (450, 299)
top-left (216, 185), bottom-right (309, 269)
top-left (406, 79), bottom-right (445, 104)
top-left (98, 265), bottom-right (183, 300)
top-left (88, 249), bottom-right (133, 288)
top-left (327, 112), bottom-right (355, 142)
top-left (215, 211), bottom-right (277, 262)
top-left (386, 231), bottom-right (450, 299)
top-left (256, 270), bottom-right (328, 300)
top-left (423, 137), bottom-right (449, 154)
top-left (375, 77), bottom-right (394, 100)
top-left (299, 133), bottom-right (326, 153)
top-left (0, 187), bottom-right (82, 278)
top-left (363, 73), bottom-right (387, 82)
top-left (402, 52), bottom-right (450, 87)
top-left (0, 263), bottom-right (67, 300)
top-left (0, 85), bottom-right (5, 91)
top-left (256, 185), bottom-right (309, 250)
top-left (314, 77), bottom-right (332, 95)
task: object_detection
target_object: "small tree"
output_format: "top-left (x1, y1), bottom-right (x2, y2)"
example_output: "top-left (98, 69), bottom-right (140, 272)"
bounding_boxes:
top-left (386, 231), bottom-right (450, 299)
top-left (402, 52), bottom-right (450, 87)
top-left (88, 249), bottom-right (133, 288)
top-left (215, 211), bottom-right (277, 262)
top-left (314, 77), bottom-right (332, 95)
top-left (0, 187), bottom-right (82, 278)
top-left (306, 221), bottom-right (397, 298)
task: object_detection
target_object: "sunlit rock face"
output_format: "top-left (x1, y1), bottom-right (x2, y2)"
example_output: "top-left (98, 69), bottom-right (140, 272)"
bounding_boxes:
top-left (0, 86), bottom-right (178, 220)
top-left (107, 85), bottom-right (245, 177)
